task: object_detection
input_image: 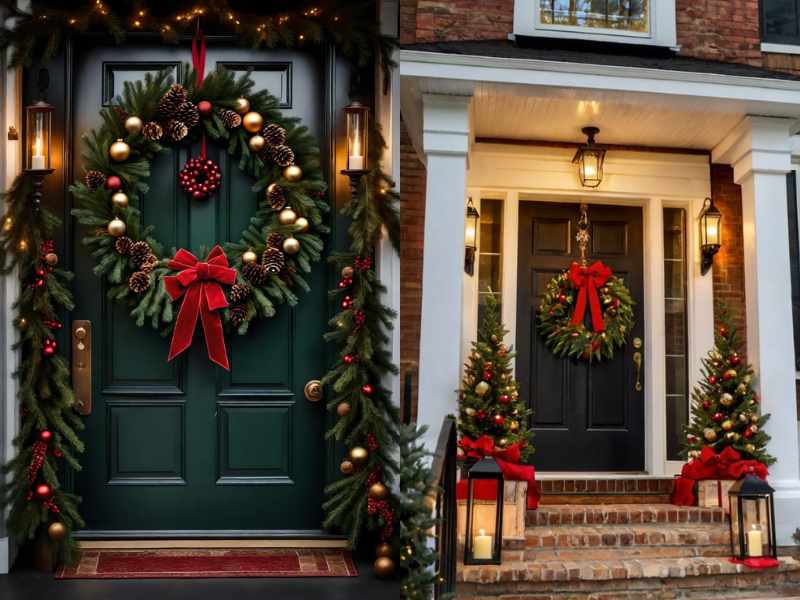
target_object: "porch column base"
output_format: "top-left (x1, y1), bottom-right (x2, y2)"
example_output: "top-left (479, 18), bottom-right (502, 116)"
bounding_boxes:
top-left (772, 481), bottom-right (800, 545)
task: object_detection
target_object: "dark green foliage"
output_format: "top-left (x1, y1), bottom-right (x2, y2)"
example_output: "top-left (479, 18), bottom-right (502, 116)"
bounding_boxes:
top-left (321, 126), bottom-right (400, 548)
top-left (683, 307), bottom-right (775, 465)
top-left (69, 65), bottom-right (328, 336)
top-left (459, 293), bottom-right (534, 461)
top-left (0, 175), bottom-right (85, 564)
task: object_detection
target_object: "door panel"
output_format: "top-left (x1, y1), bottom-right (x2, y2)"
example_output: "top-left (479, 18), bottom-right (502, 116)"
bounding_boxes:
top-left (517, 202), bottom-right (645, 471)
top-left (72, 43), bottom-right (346, 532)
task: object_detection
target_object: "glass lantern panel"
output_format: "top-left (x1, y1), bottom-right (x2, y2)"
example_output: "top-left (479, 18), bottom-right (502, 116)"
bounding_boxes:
top-left (346, 111), bottom-right (366, 171)
top-left (730, 498), bottom-right (742, 555)
top-left (702, 213), bottom-right (721, 247)
top-left (468, 478), bottom-right (499, 561)
top-left (27, 109), bottom-right (51, 171)
top-left (742, 498), bottom-right (767, 557)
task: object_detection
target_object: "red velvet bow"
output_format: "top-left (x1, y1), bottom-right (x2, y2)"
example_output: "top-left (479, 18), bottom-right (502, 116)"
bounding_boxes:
top-left (163, 246), bottom-right (237, 370)
top-left (671, 446), bottom-right (769, 506)
top-left (569, 260), bottom-right (612, 332)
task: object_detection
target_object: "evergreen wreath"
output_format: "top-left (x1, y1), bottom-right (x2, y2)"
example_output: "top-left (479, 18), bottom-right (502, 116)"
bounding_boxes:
top-left (536, 263), bottom-right (635, 362)
top-left (70, 66), bottom-right (328, 339)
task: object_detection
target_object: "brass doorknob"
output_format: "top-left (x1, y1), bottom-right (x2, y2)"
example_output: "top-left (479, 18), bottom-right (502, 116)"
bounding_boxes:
top-left (74, 326), bottom-right (87, 340)
top-left (304, 379), bottom-right (323, 402)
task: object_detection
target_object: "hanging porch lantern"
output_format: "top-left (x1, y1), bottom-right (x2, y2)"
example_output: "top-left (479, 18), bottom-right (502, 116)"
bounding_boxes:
top-left (24, 100), bottom-right (54, 174)
top-left (463, 457), bottom-right (504, 565)
top-left (699, 197), bottom-right (722, 276)
top-left (343, 101), bottom-right (369, 174)
top-left (572, 126), bottom-right (606, 188)
top-left (464, 198), bottom-right (480, 276)
top-left (728, 474), bottom-right (777, 561)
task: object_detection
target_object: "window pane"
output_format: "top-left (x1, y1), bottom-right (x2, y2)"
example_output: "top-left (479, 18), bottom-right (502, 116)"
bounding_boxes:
top-left (765, 0), bottom-right (799, 37)
top-left (664, 208), bottom-right (689, 460)
top-left (478, 255), bottom-right (501, 295)
top-left (477, 199), bottom-right (504, 323)
top-left (539, 0), bottom-right (648, 32)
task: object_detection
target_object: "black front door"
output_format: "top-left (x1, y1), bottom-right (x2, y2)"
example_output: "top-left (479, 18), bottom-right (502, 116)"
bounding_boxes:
top-left (516, 202), bottom-right (645, 471)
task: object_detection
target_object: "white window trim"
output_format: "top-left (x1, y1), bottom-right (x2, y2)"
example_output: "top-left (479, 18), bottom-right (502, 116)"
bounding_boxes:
top-left (761, 42), bottom-right (800, 56)
top-left (513, 0), bottom-right (678, 49)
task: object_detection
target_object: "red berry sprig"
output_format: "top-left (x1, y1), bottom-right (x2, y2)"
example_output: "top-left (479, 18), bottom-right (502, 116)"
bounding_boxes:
top-left (354, 255), bottom-right (372, 272)
top-left (42, 337), bottom-right (58, 357)
top-left (27, 440), bottom-right (48, 483)
top-left (179, 157), bottom-right (222, 200)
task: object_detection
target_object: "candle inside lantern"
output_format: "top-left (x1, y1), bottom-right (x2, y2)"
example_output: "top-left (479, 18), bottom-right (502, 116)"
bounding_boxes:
top-left (348, 155), bottom-right (364, 171)
top-left (747, 524), bottom-right (763, 557)
top-left (31, 134), bottom-right (46, 170)
top-left (348, 132), bottom-right (364, 171)
top-left (473, 528), bottom-right (493, 560)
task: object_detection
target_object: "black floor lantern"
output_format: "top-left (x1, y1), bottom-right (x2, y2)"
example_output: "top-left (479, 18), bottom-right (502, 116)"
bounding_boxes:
top-left (728, 474), bottom-right (777, 560)
top-left (463, 457), bottom-right (504, 565)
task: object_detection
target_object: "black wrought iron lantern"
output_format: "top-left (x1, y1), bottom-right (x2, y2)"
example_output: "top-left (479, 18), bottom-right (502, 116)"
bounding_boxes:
top-left (699, 197), bottom-right (722, 276)
top-left (343, 101), bottom-right (369, 175)
top-left (25, 99), bottom-right (54, 174)
top-left (728, 474), bottom-right (777, 560)
top-left (572, 126), bottom-right (606, 188)
top-left (464, 199), bottom-right (480, 276)
top-left (463, 457), bottom-right (503, 565)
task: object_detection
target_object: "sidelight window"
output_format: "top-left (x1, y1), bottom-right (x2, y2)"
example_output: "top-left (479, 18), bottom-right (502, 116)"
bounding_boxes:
top-left (477, 199), bottom-right (503, 324)
top-left (539, 0), bottom-right (649, 32)
top-left (664, 208), bottom-right (689, 461)
top-left (761, 0), bottom-right (800, 45)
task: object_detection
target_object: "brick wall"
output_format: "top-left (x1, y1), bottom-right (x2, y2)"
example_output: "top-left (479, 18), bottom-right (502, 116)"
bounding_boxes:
top-left (400, 118), bottom-right (427, 421)
top-left (412, 0), bottom-right (514, 42)
top-left (710, 164), bottom-right (747, 353)
top-left (400, 0), bottom-right (418, 44)
top-left (675, 0), bottom-right (761, 66)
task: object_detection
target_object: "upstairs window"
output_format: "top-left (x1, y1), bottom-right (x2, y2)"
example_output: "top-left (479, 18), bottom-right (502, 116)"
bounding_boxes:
top-left (761, 0), bottom-right (800, 45)
top-left (539, 0), bottom-right (649, 33)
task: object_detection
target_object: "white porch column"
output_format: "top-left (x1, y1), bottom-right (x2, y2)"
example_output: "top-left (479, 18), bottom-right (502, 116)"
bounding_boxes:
top-left (416, 94), bottom-right (471, 448)
top-left (714, 116), bottom-right (800, 544)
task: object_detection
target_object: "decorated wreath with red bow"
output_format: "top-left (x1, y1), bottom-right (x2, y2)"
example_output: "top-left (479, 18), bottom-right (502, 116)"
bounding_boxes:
top-left (536, 260), bottom-right (635, 362)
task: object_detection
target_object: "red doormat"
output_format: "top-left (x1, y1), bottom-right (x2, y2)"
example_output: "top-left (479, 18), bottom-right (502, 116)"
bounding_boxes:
top-left (55, 548), bottom-right (358, 579)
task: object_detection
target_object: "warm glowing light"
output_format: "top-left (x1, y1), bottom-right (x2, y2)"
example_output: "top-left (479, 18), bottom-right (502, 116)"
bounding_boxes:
top-left (18, 240), bottom-right (28, 252)
top-left (133, 20), bottom-right (142, 27)
top-left (3, 217), bottom-right (13, 232)
top-left (138, 10), bottom-right (145, 16)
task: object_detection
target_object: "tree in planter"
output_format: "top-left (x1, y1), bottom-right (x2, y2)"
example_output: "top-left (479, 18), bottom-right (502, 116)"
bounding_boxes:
top-left (458, 293), bottom-right (533, 460)
top-left (683, 308), bottom-right (775, 465)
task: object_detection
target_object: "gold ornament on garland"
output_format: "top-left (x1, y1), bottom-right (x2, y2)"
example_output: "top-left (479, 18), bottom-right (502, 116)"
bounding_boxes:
top-left (112, 192), bottom-right (129, 209)
top-left (294, 217), bottom-right (309, 233)
top-left (235, 97), bottom-right (251, 115)
top-left (109, 138), bottom-right (131, 162)
top-left (282, 236), bottom-right (300, 255)
top-left (242, 111), bottom-right (263, 133)
top-left (278, 206), bottom-right (297, 225)
top-left (107, 218), bottom-right (126, 237)
top-left (124, 115), bottom-right (143, 135)
top-left (336, 402), bottom-right (351, 417)
top-left (248, 134), bottom-right (266, 152)
top-left (242, 249), bottom-right (258, 264)
top-left (47, 521), bottom-right (67, 541)
top-left (340, 460), bottom-right (354, 475)
top-left (341, 265), bottom-right (354, 279)
top-left (44, 252), bottom-right (59, 266)
top-left (369, 482), bottom-right (389, 500)
top-left (376, 543), bottom-right (392, 558)
top-left (349, 446), bottom-right (368, 467)
top-left (374, 556), bottom-right (395, 578)
top-left (283, 164), bottom-right (303, 182)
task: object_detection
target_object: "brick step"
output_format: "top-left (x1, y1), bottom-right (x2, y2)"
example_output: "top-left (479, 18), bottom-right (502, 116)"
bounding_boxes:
top-left (526, 504), bottom-right (727, 527)
top-left (538, 477), bottom-right (674, 506)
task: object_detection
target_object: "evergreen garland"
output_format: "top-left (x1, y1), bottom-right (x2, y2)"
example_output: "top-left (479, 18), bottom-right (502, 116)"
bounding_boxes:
top-left (70, 65), bottom-right (328, 335)
top-left (0, 176), bottom-right (85, 564)
top-left (321, 124), bottom-right (400, 559)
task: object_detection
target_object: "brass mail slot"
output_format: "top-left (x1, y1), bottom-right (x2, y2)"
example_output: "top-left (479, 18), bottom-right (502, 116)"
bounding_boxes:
top-left (72, 320), bottom-right (92, 416)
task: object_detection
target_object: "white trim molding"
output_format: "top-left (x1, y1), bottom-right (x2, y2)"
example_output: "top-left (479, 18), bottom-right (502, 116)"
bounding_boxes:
top-left (761, 42), bottom-right (800, 56)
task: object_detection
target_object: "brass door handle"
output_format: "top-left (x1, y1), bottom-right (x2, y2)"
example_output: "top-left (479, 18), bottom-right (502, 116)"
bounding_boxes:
top-left (304, 379), bottom-right (323, 402)
top-left (633, 351), bottom-right (643, 392)
top-left (72, 320), bottom-right (92, 415)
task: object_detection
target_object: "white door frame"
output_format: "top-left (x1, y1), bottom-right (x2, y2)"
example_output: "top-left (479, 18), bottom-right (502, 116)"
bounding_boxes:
top-left (462, 143), bottom-right (715, 476)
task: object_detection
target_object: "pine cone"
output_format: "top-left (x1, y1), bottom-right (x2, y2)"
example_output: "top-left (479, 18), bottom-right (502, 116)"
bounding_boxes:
top-left (220, 109), bottom-right (242, 129)
top-left (242, 262), bottom-right (269, 285)
top-left (128, 271), bottom-right (151, 294)
top-left (85, 169), bottom-right (106, 190)
top-left (262, 123), bottom-right (287, 147)
top-left (142, 121), bottom-right (163, 141)
top-left (266, 232), bottom-right (284, 248)
top-left (263, 246), bottom-right (285, 275)
top-left (176, 101), bottom-right (199, 129)
top-left (114, 236), bottom-right (133, 255)
top-left (166, 120), bottom-right (188, 142)
top-left (228, 283), bottom-right (251, 304)
top-left (140, 254), bottom-right (159, 273)
top-left (158, 84), bottom-right (188, 119)
top-left (266, 184), bottom-right (285, 210)
top-left (229, 305), bottom-right (247, 327)
top-left (270, 145), bottom-right (295, 167)
top-left (129, 241), bottom-right (152, 266)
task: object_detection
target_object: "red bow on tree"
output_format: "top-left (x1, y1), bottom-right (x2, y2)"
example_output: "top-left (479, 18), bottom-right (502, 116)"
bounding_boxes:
top-left (164, 246), bottom-right (237, 370)
top-left (671, 446), bottom-right (769, 506)
top-left (569, 260), bottom-right (612, 332)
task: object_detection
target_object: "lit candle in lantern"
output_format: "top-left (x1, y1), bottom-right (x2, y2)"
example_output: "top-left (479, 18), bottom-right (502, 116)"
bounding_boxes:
top-left (473, 528), bottom-right (493, 560)
top-left (348, 134), bottom-right (364, 171)
top-left (31, 134), bottom-right (46, 170)
top-left (747, 525), bottom-right (763, 557)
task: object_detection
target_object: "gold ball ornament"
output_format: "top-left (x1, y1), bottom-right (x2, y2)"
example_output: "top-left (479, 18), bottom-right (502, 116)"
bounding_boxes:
top-left (704, 427), bottom-right (717, 442)
top-left (474, 381), bottom-right (490, 397)
top-left (248, 134), bottom-right (266, 152)
top-left (242, 112), bottom-right (264, 133)
top-left (509, 420), bottom-right (520, 432)
top-left (278, 206), bottom-right (297, 225)
top-left (724, 369), bottom-right (738, 380)
top-left (107, 218), bottom-right (126, 237)
top-left (336, 402), bottom-right (351, 417)
top-left (751, 415), bottom-right (760, 424)
top-left (464, 407), bottom-right (476, 416)
top-left (124, 116), bottom-right (143, 135)
top-left (242, 249), bottom-right (258, 264)
top-left (282, 236), bottom-right (300, 255)
top-left (47, 521), bottom-right (67, 541)
top-left (725, 431), bottom-right (737, 441)
top-left (112, 191), bottom-right (129, 209)
top-left (235, 97), bottom-right (251, 115)
top-left (369, 482), bottom-right (389, 500)
top-left (341, 266), bottom-right (354, 279)
top-left (109, 138), bottom-right (131, 162)
top-left (44, 252), bottom-right (59, 266)
top-left (283, 164), bottom-right (303, 182)
top-left (373, 556), bottom-right (395, 579)
top-left (497, 437), bottom-right (509, 448)
top-left (720, 393), bottom-right (734, 407)
top-left (340, 460), bottom-right (354, 475)
top-left (722, 419), bottom-right (734, 431)
top-left (294, 217), bottom-right (309, 233)
top-left (745, 443), bottom-right (756, 454)
top-left (376, 543), bottom-right (392, 558)
top-left (349, 446), bottom-right (368, 467)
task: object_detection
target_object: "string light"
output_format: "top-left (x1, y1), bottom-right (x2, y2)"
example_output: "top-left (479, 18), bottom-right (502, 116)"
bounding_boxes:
top-left (3, 217), bottom-right (13, 232)
top-left (17, 239), bottom-right (28, 252)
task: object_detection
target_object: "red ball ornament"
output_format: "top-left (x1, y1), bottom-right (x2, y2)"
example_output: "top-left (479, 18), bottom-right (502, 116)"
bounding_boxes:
top-left (558, 294), bottom-right (567, 303)
top-left (38, 430), bottom-right (52, 443)
top-left (707, 376), bottom-right (718, 385)
top-left (105, 175), bottom-right (122, 191)
top-left (343, 354), bottom-right (355, 365)
top-left (361, 384), bottom-right (374, 396)
top-left (729, 354), bottom-right (741, 366)
top-left (42, 338), bottom-right (57, 357)
top-left (476, 410), bottom-right (487, 421)
top-left (34, 483), bottom-right (52, 499)
top-left (743, 428), bottom-right (754, 439)
top-left (179, 157), bottom-right (222, 201)
top-left (712, 412), bottom-right (723, 422)
top-left (719, 326), bottom-right (728, 336)
top-left (482, 371), bottom-right (492, 381)
top-left (338, 278), bottom-right (352, 289)
top-left (493, 414), bottom-right (505, 426)
top-left (702, 400), bottom-right (711, 410)
top-left (498, 394), bottom-right (511, 405)
top-left (198, 100), bottom-right (213, 117)
top-left (723, 369), bottom-right (737, 381)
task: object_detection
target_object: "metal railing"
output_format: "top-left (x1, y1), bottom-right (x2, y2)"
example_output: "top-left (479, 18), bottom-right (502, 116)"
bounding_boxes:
top-left (431, 414), bottom-right (457, 599)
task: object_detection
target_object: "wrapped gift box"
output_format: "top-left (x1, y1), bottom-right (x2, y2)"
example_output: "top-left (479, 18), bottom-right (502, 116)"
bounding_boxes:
top-left (457, 480), bottom-right (527, 540)
top-left (697, 479), bottom-right (735, 513)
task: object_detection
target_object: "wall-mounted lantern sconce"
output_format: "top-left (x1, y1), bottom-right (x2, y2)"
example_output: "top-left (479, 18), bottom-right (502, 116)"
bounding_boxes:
top-left (464, 199), bottom-right (480, 276)
top-left (572, 126), bottom-right (606, 188)
top-left (699, 197), bottom-right (722, 275)
top-left (342, 101), bottom-right (369, 173)
top-left (23, 99), bottom-right (55, 210)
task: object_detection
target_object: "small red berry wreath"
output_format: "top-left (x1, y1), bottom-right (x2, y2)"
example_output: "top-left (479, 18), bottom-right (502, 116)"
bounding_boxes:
top-left (179, 157), bottom-right (222, 200)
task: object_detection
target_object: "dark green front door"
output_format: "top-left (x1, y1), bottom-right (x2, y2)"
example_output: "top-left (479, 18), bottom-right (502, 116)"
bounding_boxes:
top-left (71, 44), bottom-right (344, 533)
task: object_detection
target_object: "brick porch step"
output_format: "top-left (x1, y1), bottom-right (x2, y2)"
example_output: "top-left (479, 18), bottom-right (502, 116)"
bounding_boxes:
top-left (526, 504), bottom-right (726, 527)
top-left (538, 477), bottom-right (675, 505)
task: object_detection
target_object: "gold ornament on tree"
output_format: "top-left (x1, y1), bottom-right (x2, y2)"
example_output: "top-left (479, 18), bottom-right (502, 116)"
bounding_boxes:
top-left (720, 393), bottom-right (734, 407)
top-left (243, 112), bottom-right (264, 133)
top-left (109, 138), bottom-right (131, 162)
top-left (704, 427), bottom-right (717, 442)
top-left (722, 419), bottom-right (734, 431)
top-left (373, 556), bottom-right (395, 578)
top-left (47, 521), bottom-right (67, 541)
top-left (124, 116), bottom-right (143, 135)
top-left (235, 97), bottom-right (251, 115)
top-left (474, 381), bottom-right (490, 397)
top-left (376, 543), bottom-right (392, 558)
top-left (107, 218), bottom-right (126, 237)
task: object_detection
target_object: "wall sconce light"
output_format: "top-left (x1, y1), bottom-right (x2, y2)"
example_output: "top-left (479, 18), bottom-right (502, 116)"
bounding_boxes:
top-left (342, 100), bottom-right (369, 173)
top-left (24, 70), bottom-right (56, 210)
top-left (573, 126), bottom-right (606, 188)
top-left (464, 199), bottom-right (480, 276)
top-left (699, 197), bottom-right (722, 276)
